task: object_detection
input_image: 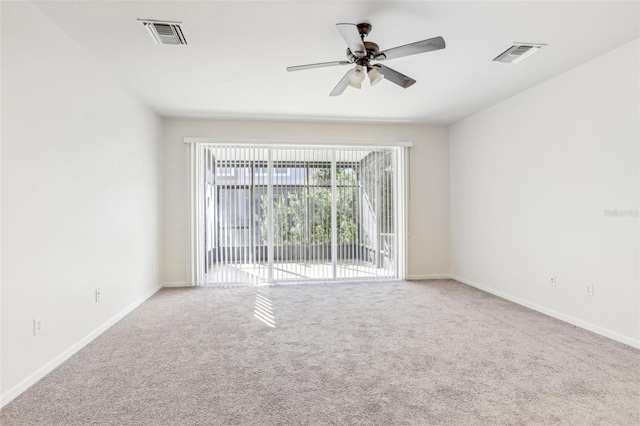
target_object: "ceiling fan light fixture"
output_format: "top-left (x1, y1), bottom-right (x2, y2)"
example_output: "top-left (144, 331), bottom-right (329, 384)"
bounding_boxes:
top-left (348, 65), bottom-right (366, 88)
top-left (368, 67), bottom-right (383, 86)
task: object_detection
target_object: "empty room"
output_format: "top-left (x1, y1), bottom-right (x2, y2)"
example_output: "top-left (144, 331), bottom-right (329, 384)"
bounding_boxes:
top-left (1, 1), bottom-right (638, 424)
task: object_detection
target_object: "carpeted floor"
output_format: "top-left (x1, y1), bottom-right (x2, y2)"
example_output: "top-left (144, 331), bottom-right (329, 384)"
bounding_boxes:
top-left (2, 280), bottom-right (639, 425)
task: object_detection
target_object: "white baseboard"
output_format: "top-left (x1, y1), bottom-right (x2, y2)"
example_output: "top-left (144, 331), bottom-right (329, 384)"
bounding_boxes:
top-left (163, 282), bottom-right (193, 288)
top-left (0, 285), bottom-right (162, 408)
top-left (451, 274), bottom-right (640, 350)
top-left (406, 274), bottom-right (452, 280)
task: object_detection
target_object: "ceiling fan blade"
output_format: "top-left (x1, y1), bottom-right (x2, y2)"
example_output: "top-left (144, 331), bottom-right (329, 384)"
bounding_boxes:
top-left (336, 23), bottom-right (367, 57)
top-left (376, 36), bottom-right (445, 61)
top-left (372, 64), bottom-right (416, 88)
top-left (287, 61), bottom-right (351, 72)
top-left (330, 69), bottom-right (354, 96)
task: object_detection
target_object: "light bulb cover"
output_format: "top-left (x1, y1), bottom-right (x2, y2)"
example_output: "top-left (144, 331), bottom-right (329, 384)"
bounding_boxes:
top-left (349, 65), bottom-right (366, 85)
top-left (368, 67), bottom-right (383, 86)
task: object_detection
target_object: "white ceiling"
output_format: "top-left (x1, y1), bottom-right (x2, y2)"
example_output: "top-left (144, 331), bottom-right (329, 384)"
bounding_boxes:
top-left (32, 1), bottom-right (639, 124)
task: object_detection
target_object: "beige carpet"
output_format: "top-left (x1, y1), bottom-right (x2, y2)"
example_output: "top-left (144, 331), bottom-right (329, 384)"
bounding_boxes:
top-left (1, 280), bottom-right (639, 425)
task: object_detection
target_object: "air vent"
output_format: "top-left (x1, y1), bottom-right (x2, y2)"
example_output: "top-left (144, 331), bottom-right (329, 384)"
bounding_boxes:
top-left (493, 43), bottom-right (545, 64)
top-left (139, 19), bottom-right (187, 45)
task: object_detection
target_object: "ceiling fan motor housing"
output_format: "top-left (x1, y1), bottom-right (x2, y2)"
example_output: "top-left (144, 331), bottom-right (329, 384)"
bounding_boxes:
top-left (346, 41), bottom-right (380, 63)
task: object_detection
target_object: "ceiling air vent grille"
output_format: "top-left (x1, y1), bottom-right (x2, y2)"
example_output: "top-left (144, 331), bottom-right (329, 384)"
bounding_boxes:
top-left (139, 20), bottom-right (187, 45)
top-left (493, 43), bottom-right (545, 64)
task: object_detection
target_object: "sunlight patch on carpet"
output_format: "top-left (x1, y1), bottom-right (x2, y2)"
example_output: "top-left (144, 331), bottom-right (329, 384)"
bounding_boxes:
top-left (253, 284), bottom-right (275, 328)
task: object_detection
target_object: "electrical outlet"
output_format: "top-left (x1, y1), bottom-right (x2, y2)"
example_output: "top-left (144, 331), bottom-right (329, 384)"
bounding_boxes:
top-left (585, 283), bottom-right (594, 297)
top-left (96, 288), bottom-right (102, 302)
top-left (549, 276), bottom-right (556, 287)
top-left (34, 318), bottom-right (43, 336)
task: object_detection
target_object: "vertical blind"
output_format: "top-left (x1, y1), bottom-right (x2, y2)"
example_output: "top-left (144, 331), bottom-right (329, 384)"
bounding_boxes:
top-left (190, 143), bottom-right (407, 286)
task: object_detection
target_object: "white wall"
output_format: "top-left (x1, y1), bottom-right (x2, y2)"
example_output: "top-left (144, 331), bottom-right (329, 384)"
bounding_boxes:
top-left (1, 2), bottom-right (163, 402)
top-left (162, 118), bottom-right (450, 284)
top-left (450, 39), bottom-right (639, 346)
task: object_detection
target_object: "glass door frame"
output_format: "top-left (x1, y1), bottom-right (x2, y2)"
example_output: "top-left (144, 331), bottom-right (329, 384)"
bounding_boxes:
top-left (188, 140), bottom-right (411, 285)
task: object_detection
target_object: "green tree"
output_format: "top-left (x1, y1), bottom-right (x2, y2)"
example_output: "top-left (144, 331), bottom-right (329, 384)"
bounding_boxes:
top-left (258, 165), bottom-right (358, 246)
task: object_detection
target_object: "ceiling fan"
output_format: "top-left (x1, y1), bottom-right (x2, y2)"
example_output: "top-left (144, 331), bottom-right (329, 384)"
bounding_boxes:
top-left (286, 23), bottom-right (446, 96)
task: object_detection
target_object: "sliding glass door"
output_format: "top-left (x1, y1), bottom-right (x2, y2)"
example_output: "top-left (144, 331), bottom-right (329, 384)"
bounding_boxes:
top-left (190, 144), bottom-right (406, 286)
